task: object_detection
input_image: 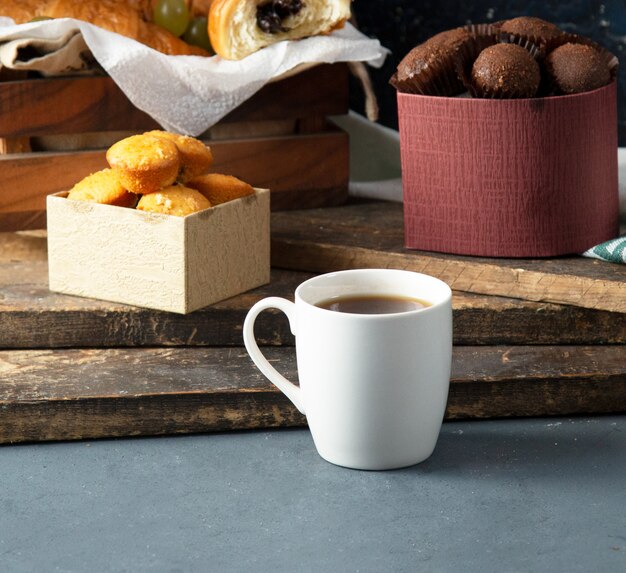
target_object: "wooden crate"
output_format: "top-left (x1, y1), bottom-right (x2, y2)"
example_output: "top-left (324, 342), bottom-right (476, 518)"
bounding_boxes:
top-left (0, 63), bottom-right (350, 231)
top-left (47, 189), bottom-right (270, 314)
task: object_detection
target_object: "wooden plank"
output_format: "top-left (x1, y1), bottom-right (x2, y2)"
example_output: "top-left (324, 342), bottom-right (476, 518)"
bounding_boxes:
top-left (219, 63), bottom-right (348, 124)
top-left (270, 200), bottom-right (626, 313)
top-left (0, 136), bottom-right (30, 153)
top-left (1, 258), bottom-right (625, 347)
top-left (0, 211), bottom-right (47, 234)
top-left (0, 345), bottom-right (624, 443)
top-left (0, 64), bottom-right (348, 138)
top-left (0, 129), bottom-right (349, 230)
top-left (0, 231), bottom-right (47, 263)
top-left (0, 75), bottom-right (157, 137)
top-left (0, 152), bottom-right (109, 219)
top-left (204, 127), bottom-right (348, 211)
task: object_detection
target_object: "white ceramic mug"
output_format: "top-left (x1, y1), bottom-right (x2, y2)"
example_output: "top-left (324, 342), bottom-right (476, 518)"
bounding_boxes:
top-left (243, 269), bottom-right (453, 470)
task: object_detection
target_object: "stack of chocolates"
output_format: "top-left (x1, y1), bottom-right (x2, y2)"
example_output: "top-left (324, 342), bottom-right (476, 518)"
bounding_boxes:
top-left (390, 16), bottom-right (618, 99)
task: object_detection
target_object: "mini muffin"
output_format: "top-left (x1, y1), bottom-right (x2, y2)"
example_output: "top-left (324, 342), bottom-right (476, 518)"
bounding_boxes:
top-left (471, 43), bottom-right (541, 98)
top-left (106, 134), bottom-right (180, 195)
top-left (67, 169), bottom-right (138, 208)
top-left (499, 16), bottom-right (563, 43)
top-left (390, 28), bottom-right (474, 96)
top-left (143, 130), bottom-right (213, 182)
top-left (136, 184), bottom-right (212, 216)
top-left (545, 43), bottom-right (611, 94)
top-left (186, 173), bottom-right (255, 205)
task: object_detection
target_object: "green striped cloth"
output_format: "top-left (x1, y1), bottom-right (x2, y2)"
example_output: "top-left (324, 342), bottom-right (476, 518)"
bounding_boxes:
top-left (582, 236), bottom-right (626, 263)
top-left (581, 150), bottom-right (626, 263)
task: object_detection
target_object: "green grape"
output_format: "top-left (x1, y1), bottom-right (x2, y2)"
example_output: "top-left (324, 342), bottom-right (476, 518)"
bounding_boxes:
top-left (182, 17), bottom-right (214, 53)
top-left (29, 16), bottom-right (53, 22)
top-left (153, 0), bottom-right (190, 38)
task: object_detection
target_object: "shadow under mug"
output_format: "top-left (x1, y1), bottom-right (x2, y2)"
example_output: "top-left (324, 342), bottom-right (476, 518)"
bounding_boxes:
top-left (243, 268), bottom-right (453, 470)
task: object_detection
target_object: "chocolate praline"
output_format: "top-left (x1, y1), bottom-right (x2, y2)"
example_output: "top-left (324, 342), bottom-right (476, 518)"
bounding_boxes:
top-left (545, 43), bottom-right (611, 94)
top-left (499, 16), bottom-right (562, 42)
top-left (471, 43), bottom-right (541, 98)
top-left (392, 28), bottom-right (471, 96)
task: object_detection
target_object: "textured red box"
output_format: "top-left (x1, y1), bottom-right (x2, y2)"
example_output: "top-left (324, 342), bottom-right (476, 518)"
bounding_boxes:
top-left (398, 82), bottom-right (620, 257)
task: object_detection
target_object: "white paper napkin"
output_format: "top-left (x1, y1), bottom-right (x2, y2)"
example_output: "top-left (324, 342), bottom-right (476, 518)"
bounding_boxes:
top-left (0, 17), bottom-right (388, 136)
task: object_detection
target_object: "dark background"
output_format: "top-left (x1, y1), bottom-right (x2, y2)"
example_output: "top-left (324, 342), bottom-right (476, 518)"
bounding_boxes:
top-left (350, 0), bottom-right (626, 144)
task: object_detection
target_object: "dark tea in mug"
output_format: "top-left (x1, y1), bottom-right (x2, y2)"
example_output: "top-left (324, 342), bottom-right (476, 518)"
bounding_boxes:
top-left (315, 294), bottom-right (431, 315)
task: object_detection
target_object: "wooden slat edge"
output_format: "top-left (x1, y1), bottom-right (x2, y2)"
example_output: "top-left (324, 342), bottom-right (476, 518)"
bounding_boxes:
top-left (271, 239), bottom-right (626, 314)
top-left (2, 290), bottom-right (626, 348)
top-left (0, 65), bottom-right (348, 138)
top-left (0, 129), bottom-right (349, 229)
top-left (1, 346), bottom-right (624, 443)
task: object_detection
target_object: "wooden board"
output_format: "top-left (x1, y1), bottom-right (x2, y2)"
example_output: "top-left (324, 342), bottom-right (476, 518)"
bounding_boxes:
top-left (0, 64), bottom-right (350, 228)
top-left (1, 231), bottom-right (625, 347)
top-left (0, 345), bottom-right (624, 444)
top-left (0, 128), bottom-right (349, 231)
top-left (1, 259), bottom-right (625, 347)
top-left (270, 200), bottom-right (626, 313)
top-left (0, 64), bottom-right (348, 138)
top-left (1, 227), bottom-right (623, 444)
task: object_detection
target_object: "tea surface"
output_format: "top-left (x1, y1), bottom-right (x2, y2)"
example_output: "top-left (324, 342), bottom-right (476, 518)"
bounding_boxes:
top-left (316, 294), bottom-right (430, 314)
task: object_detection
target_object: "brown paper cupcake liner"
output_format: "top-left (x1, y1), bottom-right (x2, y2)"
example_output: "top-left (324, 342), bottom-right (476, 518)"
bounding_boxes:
top-left (389, 27), bottom-right (496, 97)
top-left (496, 15), bottom-right (566, 57)
top-left (497, 30), bottom-right (562, 59)
top-left (453, 34), bottom-right (499, 97)
top-left (497, 33), bottom-right (541, 60)
top-left (389, 59), bottom-right (465, 96)
top-left (455, 45), bottom-right (483, 98)
top-left (463, 22), bottom-right (501, 39)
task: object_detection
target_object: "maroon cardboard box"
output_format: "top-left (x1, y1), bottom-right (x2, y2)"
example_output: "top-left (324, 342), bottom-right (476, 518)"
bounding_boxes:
top-left (398, 82), bottom-right (620, 257)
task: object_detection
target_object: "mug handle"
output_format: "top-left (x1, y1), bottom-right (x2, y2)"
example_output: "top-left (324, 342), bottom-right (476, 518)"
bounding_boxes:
top-left (243, 297), bottom-right (305, 415)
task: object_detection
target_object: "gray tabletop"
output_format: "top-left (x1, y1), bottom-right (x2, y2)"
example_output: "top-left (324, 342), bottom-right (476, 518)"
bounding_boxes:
top-left (2, 415), bottom-right (625, 573)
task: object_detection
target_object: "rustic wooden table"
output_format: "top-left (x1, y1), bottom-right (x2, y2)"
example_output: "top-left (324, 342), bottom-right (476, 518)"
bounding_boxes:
top-left (1, 200), bottom-right (624, 444)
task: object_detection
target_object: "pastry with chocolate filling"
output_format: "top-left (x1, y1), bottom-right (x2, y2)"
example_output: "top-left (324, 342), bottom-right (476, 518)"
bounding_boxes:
top-left (545, 43), bottom-right (611, 94)
top-left (471, 43), bottom-right (540, 98)
top-left (391, 28), bottom-right (474, 96)
top-left (209, 0), bottom-right (351, 60)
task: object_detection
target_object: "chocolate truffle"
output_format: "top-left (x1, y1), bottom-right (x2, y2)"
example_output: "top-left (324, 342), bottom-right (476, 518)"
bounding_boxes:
top-left (471, 43), bottom-right (541, 98)
top-left (391, 28), bottom-right (471, 96)
top-left (500, 16), bottom-right (562, 43)
top-left (545, 43), bottom-right (611, 94)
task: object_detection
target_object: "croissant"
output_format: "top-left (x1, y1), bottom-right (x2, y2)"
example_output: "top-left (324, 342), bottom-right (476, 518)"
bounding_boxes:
top-left (0, 0), bottom-right (209, 56)
top-left (209, 0), bottom-right (351, 60)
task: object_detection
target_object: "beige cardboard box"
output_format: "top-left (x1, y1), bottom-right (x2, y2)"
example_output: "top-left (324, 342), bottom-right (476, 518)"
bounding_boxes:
top-left (47, 189), bottom-right (270, 314)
